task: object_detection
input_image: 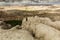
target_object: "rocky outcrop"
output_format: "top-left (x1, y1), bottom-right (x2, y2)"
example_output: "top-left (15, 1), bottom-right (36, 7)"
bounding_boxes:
top-left (0, 29), bottom-right (35, 40)
top-left (21, 16), bottom-right (60, 40)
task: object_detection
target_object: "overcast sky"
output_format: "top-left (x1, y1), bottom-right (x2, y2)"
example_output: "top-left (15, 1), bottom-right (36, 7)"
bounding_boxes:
top-left (0, 0), bottom-right (60, 6)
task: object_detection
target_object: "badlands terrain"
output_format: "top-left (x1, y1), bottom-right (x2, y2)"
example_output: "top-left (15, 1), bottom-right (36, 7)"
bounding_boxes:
top-left (1, 5), bottom-right (60, 40)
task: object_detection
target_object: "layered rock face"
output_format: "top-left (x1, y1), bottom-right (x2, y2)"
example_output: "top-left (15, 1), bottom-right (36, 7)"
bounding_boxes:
top-left (1, 5), bottom-right (60, 40)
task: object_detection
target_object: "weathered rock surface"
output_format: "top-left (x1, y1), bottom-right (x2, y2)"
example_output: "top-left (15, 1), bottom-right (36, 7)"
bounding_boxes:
top-left (21, 16), bottom-right (60, 40)
top-left (0, 28), bottom-right (35, 40)
top-left (1, 5), bottom-right (60, 40)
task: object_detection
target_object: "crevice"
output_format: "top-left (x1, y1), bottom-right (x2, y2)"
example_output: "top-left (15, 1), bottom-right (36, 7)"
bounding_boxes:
top-left (1, 20), bottom-right (22, 29)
